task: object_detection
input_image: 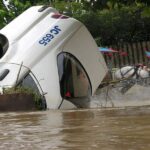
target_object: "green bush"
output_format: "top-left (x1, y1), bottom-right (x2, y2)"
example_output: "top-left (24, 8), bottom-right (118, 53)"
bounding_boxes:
top-left (73, 6), bottom-right (150, 46)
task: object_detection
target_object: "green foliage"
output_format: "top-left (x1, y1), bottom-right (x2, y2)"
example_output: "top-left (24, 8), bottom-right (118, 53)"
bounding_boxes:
top-left (53, 1), bottom-right (84, 16)
top-left (10, 0), bottom-right (31, 15)
top-left (0, 2), bottom-right (7, 28)
top-left (141, 7), bottom-right (150, 18)
top-left (0, 0), bottom-right (150, 47)
top-left (73, 4), bottom-right (150, 46)
top-left (0, 0), bottom-right (33, 29)
top-left (0, 10), bottom-right (6, 28)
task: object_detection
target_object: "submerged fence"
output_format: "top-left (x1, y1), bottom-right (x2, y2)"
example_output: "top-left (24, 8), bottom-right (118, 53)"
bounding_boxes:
top-left (103, 41), bottom-right (150, 68)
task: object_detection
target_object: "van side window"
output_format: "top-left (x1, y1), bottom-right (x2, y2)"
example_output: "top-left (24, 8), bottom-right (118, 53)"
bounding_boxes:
top-left (0, 34), bottom-right (9, 58)
top-left (19, 73), bottom-right (40, 94)
top-left (57, 53), bottom-right (91, 99)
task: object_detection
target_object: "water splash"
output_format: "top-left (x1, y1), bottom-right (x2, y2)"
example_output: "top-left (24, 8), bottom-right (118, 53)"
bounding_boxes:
top-left (90, 84), bottom-right (150, 108)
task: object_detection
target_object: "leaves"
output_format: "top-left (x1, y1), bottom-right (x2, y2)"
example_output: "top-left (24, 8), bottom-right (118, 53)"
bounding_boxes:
top-left (141, 7), bottom-right (150, 18)
top-left (0, 0), bottom-right (149, 46)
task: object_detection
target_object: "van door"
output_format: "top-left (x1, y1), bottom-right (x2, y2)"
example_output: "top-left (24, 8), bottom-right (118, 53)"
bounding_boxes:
top-left (57, 52), bottom-right (91, 108)
top-left (62, 26), bottom-right (108, 95)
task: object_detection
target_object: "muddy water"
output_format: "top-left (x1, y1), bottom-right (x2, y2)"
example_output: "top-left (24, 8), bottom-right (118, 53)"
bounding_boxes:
top-left (0, 106), bottom-right (150, 150)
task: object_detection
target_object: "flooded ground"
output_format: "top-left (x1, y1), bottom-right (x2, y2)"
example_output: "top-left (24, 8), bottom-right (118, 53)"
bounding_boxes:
top-left (0, 106), bottom-right (150, 150)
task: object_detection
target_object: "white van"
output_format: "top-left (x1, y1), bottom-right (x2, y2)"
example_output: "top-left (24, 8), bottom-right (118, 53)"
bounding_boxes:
top-left (0, 6), bottom-right (108, 109)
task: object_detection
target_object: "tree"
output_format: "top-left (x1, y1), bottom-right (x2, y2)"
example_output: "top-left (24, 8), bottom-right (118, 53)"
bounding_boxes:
top-left (0, 1), bottom-right (8, 28)
top-left (0, 0), bottom-right (150, 46)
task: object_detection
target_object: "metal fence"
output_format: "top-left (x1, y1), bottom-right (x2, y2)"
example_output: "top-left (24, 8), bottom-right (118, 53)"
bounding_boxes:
top-left (103, 41), bottom-right (150, 68)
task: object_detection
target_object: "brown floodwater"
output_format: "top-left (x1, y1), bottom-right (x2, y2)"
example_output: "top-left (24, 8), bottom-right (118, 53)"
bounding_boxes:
top-left (0, 106), bottom-right (150, 150)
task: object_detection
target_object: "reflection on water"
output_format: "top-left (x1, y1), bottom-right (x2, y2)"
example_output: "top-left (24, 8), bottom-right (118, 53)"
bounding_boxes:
top-left (0, 106), bottom-right (150, 150)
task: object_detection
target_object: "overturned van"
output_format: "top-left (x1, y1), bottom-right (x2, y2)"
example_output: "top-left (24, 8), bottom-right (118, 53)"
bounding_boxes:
top-left (0, 6), bottom-right (108, 109)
